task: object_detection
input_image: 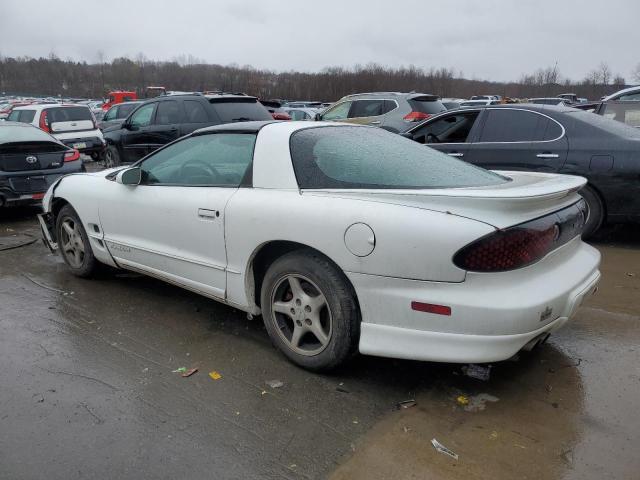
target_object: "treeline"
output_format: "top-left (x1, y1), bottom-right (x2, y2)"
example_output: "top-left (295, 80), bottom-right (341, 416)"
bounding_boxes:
top-left (0, 54), bottom-right (632, 101)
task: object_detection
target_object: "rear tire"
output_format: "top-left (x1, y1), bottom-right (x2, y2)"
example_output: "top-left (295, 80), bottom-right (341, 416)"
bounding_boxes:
top-left (580, 186), bottom-right (604, 239)
top-left (56, 204), bottom-right (98, 278)
top-left (104, 145), bottom-right (121, 168)
top-left (260, 250), bottom-right (360, 371)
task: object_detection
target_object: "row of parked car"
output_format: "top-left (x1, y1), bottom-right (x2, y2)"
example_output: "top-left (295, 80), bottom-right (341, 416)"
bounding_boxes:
top-left (1, 86), bottom-right (639, 237)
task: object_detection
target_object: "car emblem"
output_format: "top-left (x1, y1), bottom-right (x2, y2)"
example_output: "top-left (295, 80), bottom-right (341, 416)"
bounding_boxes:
top-left (25, 155), bottom-right (37, 164)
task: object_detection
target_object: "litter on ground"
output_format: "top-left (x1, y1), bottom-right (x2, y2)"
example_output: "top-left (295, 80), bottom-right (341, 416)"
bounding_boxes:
top-left (431, 438), bottom-right (459, 460)
top-left (209, 371), bottom-right (222, 380)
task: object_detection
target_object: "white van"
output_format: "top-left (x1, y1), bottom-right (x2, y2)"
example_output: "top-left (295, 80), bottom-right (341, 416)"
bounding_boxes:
top-left (8, 104), bottom-right (106, 160)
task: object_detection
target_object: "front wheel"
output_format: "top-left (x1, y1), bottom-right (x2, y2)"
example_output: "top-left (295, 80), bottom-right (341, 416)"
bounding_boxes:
top-left (56, 204), bottom-right (98, 278)
top-left (260, 250), bottom-right (360, 371)
top-left (103, 145), bottom-right (121, 168)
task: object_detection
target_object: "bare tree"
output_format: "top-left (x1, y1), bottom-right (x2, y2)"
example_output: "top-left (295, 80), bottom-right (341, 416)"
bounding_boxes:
top-left (599, 62), bottom-right (611, 86)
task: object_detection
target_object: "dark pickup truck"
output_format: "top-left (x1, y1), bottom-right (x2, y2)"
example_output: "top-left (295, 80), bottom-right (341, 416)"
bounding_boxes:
top-left (103, 94), bottom-right (272, 166)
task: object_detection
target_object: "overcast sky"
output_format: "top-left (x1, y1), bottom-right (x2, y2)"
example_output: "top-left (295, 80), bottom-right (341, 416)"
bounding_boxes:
top-left (1, 0), bottom-right (638, 82)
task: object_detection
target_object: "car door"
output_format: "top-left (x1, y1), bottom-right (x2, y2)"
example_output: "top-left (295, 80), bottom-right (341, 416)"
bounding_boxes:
top-left (408, 110), bottom-right (483, 159)
top-left (120, 102), bottom-right (157, 163)
top-left (464, 108), bottom-right (568, 172)
top-left (144, 100), bottom-right (183, 153)
top-left (318, 101), bottom-right (352, 123)
top-left (98, 132), bottom-right (256, 299)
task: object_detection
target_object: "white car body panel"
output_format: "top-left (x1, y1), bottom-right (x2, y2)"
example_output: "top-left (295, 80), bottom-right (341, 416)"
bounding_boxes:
top-left (40, 121), bottom-right (601, 364)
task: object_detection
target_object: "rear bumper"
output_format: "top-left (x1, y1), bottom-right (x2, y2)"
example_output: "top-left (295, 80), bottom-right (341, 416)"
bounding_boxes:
top-left (58, 136), bottom-right (106, 154)
top-left (351, 238), bottom-right (601, 363)
top-left (0, 164), bottom-right (83, 207)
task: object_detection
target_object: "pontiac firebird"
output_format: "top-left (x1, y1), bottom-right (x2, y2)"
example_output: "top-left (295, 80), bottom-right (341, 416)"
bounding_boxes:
top-left (38, 121), bottom-right (601, 371)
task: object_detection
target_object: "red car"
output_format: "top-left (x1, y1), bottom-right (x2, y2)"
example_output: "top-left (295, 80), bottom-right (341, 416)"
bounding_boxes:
top-left (102, 91), bottom-right (138, 111)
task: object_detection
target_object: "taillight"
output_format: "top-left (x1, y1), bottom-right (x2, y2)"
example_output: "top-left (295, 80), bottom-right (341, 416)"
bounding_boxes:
top-left (403, 111), bottom-right (431, 122)
top-left (453, 201), bottom-right (586, 272)
top-left (64, 149), bottom-right (80, 162)
top-left (39, 110), bottom-right (50, 133)
top-left (272, 112), bottom-right (291, 120)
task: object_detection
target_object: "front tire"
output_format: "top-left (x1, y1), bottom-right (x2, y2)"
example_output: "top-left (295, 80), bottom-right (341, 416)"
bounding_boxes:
top-left (104, 145), bottom-right (121, 168)
top-left (260, 250), bottom-right (360, 371)
top-left (56, 204), bottom-right (98, 278)
top-left (580, 185), bottom-right (604, 239)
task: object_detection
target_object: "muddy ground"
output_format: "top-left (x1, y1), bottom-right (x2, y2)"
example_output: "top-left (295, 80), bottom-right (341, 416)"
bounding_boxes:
top-left (0, 206), bottom-right (638, 480)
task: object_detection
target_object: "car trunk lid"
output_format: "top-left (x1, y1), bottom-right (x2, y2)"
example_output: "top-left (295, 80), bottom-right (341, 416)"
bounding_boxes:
top-left (0, 142), bottom-right (67, 172)
top-left (303, 171), bottom-right (586, 229)
top-left (47, 106), bottom-right (95, 133)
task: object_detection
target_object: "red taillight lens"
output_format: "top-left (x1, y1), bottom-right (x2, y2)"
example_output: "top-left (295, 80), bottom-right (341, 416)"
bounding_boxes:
top-left (64, 149), bottom-right (80, 162)
top-left (272, 112), bottom-right (291, 120)
top-left (39, 110), bottom-right (50, 133)
top-left (403, 111), bottom-right (431, 122)
top-left (453, 201), bottom-right (586, 273)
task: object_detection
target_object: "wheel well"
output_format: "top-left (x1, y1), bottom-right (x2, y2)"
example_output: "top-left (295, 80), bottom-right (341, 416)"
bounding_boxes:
top-left (583, 183), bottom-right (607, 219)
top-left (249, 241), bottom-right (359, 313)
top-left (50, 198), bottom-right (70, 241)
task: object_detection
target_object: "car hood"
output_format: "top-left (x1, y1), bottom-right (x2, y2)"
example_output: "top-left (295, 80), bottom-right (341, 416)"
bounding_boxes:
top-left (302, 171), bottom-right (586, 229)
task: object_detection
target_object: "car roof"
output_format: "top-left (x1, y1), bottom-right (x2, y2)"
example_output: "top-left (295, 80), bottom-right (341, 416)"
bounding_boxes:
top-left (194, 120), bottom-right (278, 135)
top-left (12, 103), bottom-right (90, 111)
top-left (194, 120), bottom-right (362, 136)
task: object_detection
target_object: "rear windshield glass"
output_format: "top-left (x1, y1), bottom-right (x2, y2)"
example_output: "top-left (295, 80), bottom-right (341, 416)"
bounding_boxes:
top-left (7, 109), bottom-right (36, 123)
top-left (290, 126), bottom-right (508, 189)
top-left (48, 107), bottom-right (93, 122)
top-left (408, 97), bottom-right (447, 114)
top-left (0, 125), bottom-right (58, 144)
top-left (209, 98), bottom-right (272, 122)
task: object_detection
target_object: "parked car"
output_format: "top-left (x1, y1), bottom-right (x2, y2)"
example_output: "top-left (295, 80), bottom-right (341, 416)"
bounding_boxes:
top-left (316, 92), bottom-right (446, 132)
top-left (440, 98), bottom-right (466, 109)
top-left (283, 107), bottom-right (319, 120)
top-left (602, 86), bottom-right (640, 101)
top-left (38, 121), bottom-right (599, 370)
top-left (404, 104), bottom-right (640, 237)
top-left (470, 95), bottom-right (498, 101)
top-left (98, 101), bottom-right (144, 130)
top-left (594, 100), bottom-right (640, 128)
top-left (528, 98), bottom-right (568, 106)
top-left (260, 100), bottom-right (292, 120)
top-left (557, 93), bottom-right (579, 104)
top-left (0, 102), bottom-right (32, 120)
top-left (459, 99), bottom-right (501, 107)
top-left (285, 101), bottom-right (324, 108)
top-left (8, 104), bottom-right (106, 160)
top-left (0, 122), bottom-right (83, 207)
top-left (102, 94), bottom-right (272, 167)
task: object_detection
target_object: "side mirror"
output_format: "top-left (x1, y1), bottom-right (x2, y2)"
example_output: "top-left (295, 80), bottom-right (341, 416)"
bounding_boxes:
top-left (116, 167), bottom-right (142, 185)
top-left (314, 113), bottom-right (322, 121)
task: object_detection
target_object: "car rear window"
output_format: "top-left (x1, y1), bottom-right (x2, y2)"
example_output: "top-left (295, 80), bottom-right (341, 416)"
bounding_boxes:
top-left (408, 96), bottom-right (447, 114)
top-left (0, 125), bottom-right (58, 144)
top-left (290, 126), bottom-right (507, 189)
top-left (7, 109), bottom-right (36, 123)
top-left (48, 107), bottom-right (93, 122)
top-left (208, 98), bottom-right (272, 122)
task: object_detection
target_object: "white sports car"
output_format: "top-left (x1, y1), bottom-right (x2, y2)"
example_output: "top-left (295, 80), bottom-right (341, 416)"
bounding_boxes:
top-left (38, 121), bottom-right (601, 371)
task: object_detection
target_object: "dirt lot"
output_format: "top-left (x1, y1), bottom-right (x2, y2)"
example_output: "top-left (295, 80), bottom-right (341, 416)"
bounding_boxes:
top-left (0, 206), bottom-right (638, 480)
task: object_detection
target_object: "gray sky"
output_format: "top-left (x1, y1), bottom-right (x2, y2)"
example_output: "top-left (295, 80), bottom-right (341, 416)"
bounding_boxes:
top-left (1, 0), bottom-right (638, 82)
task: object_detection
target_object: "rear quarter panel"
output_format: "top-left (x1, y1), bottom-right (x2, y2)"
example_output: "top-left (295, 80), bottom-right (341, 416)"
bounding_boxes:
top-left (224, 189), bottom-right (494, 310)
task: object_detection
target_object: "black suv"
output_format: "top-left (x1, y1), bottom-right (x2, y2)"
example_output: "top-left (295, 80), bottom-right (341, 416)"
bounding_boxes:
top-left (103, 94), bottom-right (272, 166)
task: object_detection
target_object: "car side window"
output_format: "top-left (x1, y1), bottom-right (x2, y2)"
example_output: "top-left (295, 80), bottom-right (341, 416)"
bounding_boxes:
top-left (184, 100), bottom-right (209, 123)
top-left (321, 101), bottom-right (352, 120)
top-left (349, 100), bottom-right (384, 118)
top-left (139, 133), bottom-right (256, 187)
top-left (411, 112), bottom-right (480, 144)
top-left (130, 103), bottom-right (156, 128)
top-left (103, 107), bottom-right (117, 121)
top-left (479, 109), bottom-right (555, 143)
top-left (154, 101), bottom-right (181, 125)
top-left (288, 110), bottom-right (306, 120)
top-left (382, 100), bottom-right (397, 114)
top-left (618, 92), bottom-right (640, 101)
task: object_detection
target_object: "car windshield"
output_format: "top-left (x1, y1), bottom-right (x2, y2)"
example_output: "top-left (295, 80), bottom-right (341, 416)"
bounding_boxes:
top-left (290, 126), bottom-right (508, 189)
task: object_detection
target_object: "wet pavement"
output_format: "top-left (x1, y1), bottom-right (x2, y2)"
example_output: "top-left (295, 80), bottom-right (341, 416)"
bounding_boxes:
top-left (0, 206), bottom-right (638, 480)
